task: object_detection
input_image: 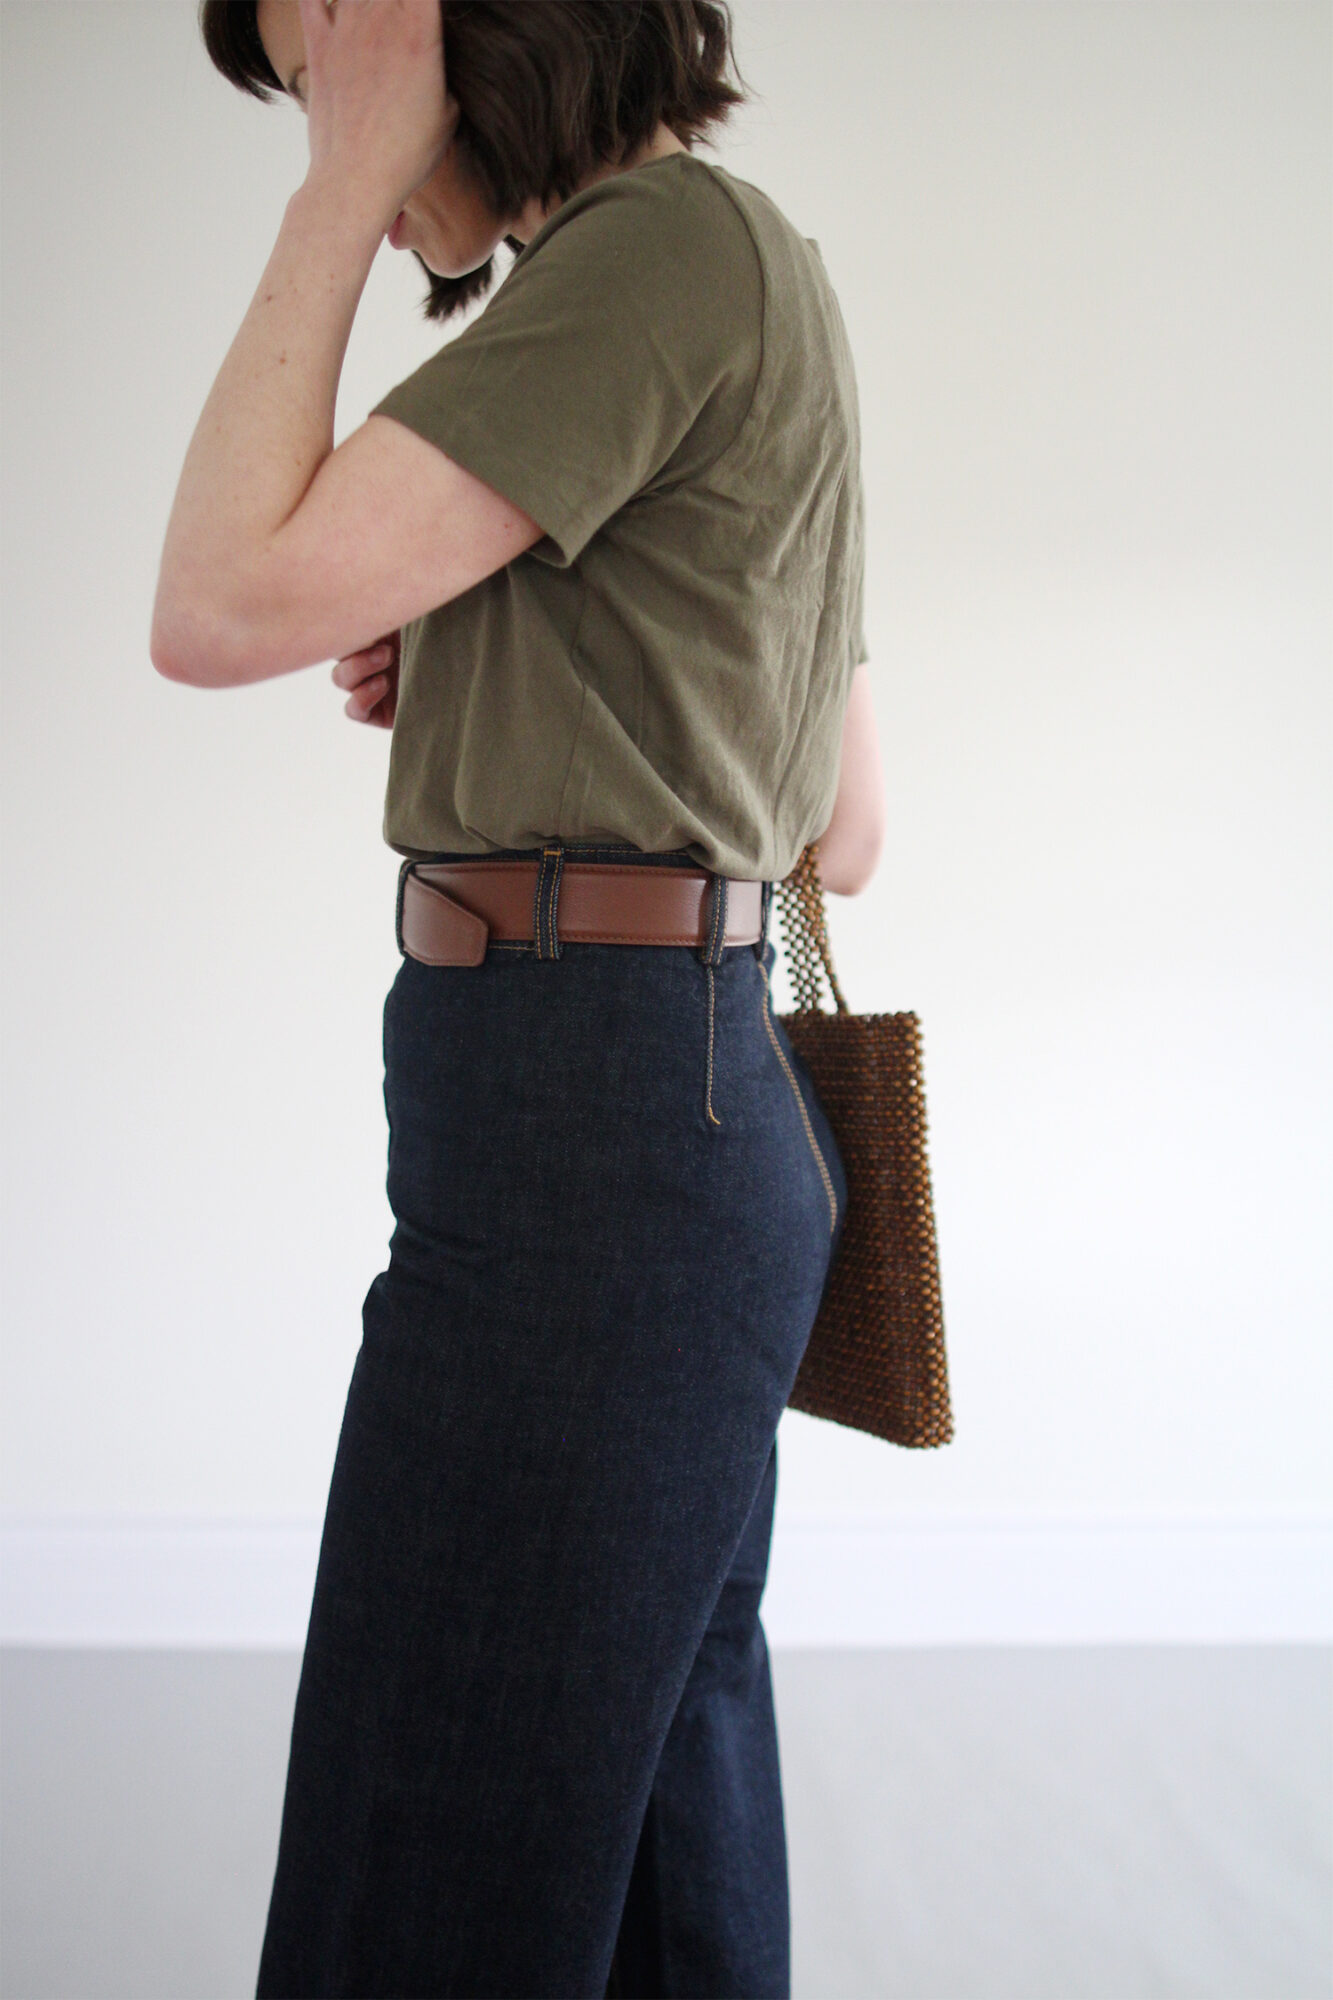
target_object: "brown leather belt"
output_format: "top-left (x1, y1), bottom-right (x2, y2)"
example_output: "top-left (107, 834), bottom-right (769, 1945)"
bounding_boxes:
top-left (398, 852), bottom-right (766, 966)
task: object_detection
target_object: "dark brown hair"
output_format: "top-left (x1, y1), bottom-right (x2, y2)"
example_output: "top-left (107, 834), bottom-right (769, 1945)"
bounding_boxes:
top-left (199, 0), bottom-right (751, 323)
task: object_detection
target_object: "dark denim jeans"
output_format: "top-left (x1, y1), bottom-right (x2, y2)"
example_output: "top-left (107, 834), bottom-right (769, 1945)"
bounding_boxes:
top-left (256, 843), bottom-right (848, 1999)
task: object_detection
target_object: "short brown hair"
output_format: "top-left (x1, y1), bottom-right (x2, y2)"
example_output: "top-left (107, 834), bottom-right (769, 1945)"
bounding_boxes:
top-left (199, 0), bottom-right (751, 322)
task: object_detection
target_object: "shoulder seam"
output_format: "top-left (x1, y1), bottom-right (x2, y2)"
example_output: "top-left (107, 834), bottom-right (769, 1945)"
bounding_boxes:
top-left (679, 165), bottom-right (766, 484)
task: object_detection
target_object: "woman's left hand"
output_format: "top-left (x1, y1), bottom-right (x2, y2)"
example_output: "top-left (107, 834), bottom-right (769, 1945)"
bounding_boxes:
top-left (296, 0), bottom-right (460, 227)
top-left (332, 630), bottom-right (400, 727)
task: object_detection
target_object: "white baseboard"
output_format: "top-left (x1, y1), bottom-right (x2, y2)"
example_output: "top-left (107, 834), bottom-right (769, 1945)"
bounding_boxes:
top-left (763, 1516), bottom-right (1333, 1646)
top-left (2, 1516), bottom-right (1329, 1649)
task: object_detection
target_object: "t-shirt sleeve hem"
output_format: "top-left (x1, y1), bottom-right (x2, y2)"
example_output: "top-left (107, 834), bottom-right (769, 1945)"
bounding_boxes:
top-left (366, 397), bottom-right (588, 569)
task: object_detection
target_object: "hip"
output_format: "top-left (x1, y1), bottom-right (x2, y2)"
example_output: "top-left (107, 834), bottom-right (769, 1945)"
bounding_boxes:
top-left (378, 884), bottom-right (847, 1333)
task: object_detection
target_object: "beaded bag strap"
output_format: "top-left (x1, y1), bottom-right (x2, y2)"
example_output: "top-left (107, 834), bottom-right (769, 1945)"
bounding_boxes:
top-left (774, 841), bottom-right (850, 1017)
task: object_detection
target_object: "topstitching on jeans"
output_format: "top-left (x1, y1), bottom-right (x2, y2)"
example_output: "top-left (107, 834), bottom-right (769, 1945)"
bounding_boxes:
top-left (702, 962), bottom-right (722, 1128)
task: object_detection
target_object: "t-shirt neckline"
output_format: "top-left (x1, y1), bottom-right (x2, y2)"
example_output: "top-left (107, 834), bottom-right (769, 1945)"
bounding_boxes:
top-left (510, 151), bottom-right (717, 272)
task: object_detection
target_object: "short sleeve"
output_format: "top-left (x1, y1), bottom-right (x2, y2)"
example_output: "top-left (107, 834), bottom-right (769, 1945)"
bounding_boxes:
top-left (367, 163), bottom-right (763, 568)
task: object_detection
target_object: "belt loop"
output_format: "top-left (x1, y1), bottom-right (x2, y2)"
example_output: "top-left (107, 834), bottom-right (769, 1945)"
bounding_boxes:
top-left (698, 869), bottom-right (728, 1128)
top-left (697, 871), bottom-right (729, 967)
top-left (394, 858), bottom-right (415, 959)
top-left (753, 879), bottom-right (773, 962)
top-left (533, 840), bottom-right (565, 959)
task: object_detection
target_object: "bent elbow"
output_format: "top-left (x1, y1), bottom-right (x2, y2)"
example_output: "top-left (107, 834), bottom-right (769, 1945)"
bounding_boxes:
top-left (150, 635), bottom-right (195, 683)
top-left (150, 645), bottom-right (228, 688)
top-left (826, 849), bottom-right (879, 897)
top-left (149, 601), bottom-right (241, 687)
top-left (853, 814), bottom-right (887, 894)
top-left (818, 812), bottom-right (886, 898)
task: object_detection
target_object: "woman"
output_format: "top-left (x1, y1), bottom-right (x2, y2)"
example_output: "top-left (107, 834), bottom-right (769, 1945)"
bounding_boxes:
top-left (158, 1), bottom-right (885, 1993)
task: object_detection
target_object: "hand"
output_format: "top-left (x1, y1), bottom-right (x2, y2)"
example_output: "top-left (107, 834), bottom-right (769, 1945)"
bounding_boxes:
top-left (333, 630), bottom-right (400, 727)
top-left (297, 0), bottom-right (460, 227)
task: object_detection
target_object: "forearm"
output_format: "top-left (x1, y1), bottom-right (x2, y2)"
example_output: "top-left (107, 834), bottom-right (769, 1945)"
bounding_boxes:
top-left (151, 174), bottom-right (390, 681)
top-left (814, 662), bottom-right (887, 895)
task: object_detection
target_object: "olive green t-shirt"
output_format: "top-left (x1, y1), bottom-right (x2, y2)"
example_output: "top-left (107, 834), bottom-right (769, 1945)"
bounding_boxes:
top-left (367, 149), bottom-right (867, 882)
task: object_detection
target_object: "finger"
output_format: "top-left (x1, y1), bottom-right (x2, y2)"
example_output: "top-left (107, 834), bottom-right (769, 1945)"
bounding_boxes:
top-left (332, 643), bottom-right (392, 691)
top-left (344, 672), bottom-right (390, 719)
top-left (346, 690), bottom-right (386, 722)
top-left (362, 678), bottom-right (395, 727)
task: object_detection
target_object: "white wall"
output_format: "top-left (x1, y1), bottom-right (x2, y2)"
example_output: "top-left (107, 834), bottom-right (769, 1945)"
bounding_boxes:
top-left (2, 2), bottom-right (1329, 1639)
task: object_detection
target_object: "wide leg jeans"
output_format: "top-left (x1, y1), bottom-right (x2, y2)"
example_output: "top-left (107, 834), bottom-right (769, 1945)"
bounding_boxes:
top-left (256, 846), bottom-right (848, 1999)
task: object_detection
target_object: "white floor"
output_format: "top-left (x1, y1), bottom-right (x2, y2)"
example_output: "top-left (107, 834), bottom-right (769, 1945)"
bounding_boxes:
top-left (2, 1645), bottom-right (1329, 2000)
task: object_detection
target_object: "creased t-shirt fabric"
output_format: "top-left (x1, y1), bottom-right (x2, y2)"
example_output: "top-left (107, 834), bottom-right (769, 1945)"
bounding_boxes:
top-left (367, 149), bottom-right (867, 882)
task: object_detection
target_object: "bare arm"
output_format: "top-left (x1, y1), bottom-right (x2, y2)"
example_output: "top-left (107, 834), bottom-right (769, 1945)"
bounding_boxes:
top-left (148, 157), bottom-right (543, 689)
top-left (148, 0), bottom-right (544, 687)
top-left (810, 662), bottom-right (887, 896)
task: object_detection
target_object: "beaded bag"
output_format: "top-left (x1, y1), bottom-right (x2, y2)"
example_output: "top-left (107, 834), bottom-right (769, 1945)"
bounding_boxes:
top-left (774, 842), bottom-right (954, 1448)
